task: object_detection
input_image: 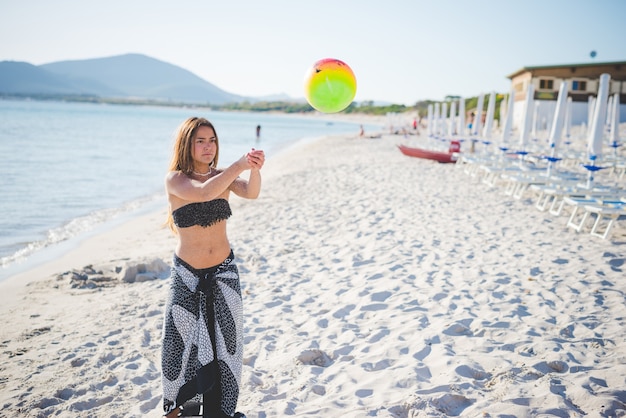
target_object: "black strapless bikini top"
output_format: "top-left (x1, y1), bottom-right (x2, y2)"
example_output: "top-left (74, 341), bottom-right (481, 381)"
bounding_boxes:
top-left (172, 198), bottom-right (232, 228)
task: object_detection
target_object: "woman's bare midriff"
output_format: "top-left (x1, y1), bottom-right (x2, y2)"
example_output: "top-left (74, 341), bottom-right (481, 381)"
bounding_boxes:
top-left (175, 221), bottom-right (232, 269)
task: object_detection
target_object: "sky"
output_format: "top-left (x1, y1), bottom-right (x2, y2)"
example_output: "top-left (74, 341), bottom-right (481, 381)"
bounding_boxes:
top-left (1, 0), bottom-right (625, 105)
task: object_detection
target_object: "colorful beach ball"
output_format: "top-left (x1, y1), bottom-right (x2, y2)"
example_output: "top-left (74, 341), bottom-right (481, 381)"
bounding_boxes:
top-left (304, 58), bottom-right (357, 113)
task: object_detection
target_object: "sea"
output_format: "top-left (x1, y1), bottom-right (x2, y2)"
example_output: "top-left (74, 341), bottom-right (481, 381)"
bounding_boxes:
top-left (0, 98), bottom-right (381, 281)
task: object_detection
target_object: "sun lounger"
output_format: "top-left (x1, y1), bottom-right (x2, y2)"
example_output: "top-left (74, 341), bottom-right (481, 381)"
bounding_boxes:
top-left (550, 189), bottom-right (622, 216)
top-left (584, 204), bottom-right (626, 239)
top-left (530, 183), bottom-right (618, 214)
top-left (501, 171), bottom-right (583, 200)
top-left (564, 196), bottom-right (626, 239)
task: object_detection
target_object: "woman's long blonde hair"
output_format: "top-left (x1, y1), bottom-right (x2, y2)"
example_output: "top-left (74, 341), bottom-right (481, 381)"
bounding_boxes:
top-left (166, 117), bottom-right (220, 232)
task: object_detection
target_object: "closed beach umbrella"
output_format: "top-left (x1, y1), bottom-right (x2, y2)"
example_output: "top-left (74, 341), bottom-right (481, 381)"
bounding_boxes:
top-left (531, 102), bottom-right (540, 138)
top-left (473, 93), bottom-right (484, 136)
top-left (500, 95), bottom-right (508, 127)
top-left (547, 81), bottom-right (569, 153)
top-left (545, 81), bottom-right (569, 177)
top-left (564, 97), bottom-right (572, 139)
top-left (483, 91), bottom-right (496, 140)
top-left (609, 93), bottom-right (620, 146)
top-left (427, 104), bottom-right (433, 137)
top-left (458, 98), bottom-right (466, 137)
top-left (519, 83), bottom-right (534, 149)
top-left (587, 96), bottom-right (595, 129)
top-left (606, 95), bottom-right (614, 129)
top-left (500, 90), bottom-right (515, 146)
top-left (433, 103), bottom-right (440, 137)
top-left (586, 73), bottom-right (610, 158)
top-left (441, 102), bottom-right (448, 137)
top-left (449, 101), bottom-right (457, 136)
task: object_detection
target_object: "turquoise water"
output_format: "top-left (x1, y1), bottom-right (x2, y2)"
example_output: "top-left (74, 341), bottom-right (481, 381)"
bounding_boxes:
top-left (0, 99), bottom-right (379, 276)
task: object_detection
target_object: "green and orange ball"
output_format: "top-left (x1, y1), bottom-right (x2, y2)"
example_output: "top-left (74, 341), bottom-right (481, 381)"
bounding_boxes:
top-left (304, 58), bottom-right (357, 113)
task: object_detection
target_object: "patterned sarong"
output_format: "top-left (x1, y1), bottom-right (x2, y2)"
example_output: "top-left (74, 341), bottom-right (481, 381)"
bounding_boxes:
top-left (161, 251), bottom-right (243, 416)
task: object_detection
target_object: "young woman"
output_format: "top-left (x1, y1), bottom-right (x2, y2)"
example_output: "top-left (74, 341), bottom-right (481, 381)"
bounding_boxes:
top-left (161, 117), bottom-right (264, 418)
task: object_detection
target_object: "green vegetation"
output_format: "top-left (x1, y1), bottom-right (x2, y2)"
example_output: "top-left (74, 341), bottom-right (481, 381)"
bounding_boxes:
top-left (344, 101), bottom-right (413, 115)
top-left (463, 94), bottom-right (507, 121)
top-left (219, 101), bottom-right (311, 113)
top-left (1, 92), bottom-right (507, 120)
top-left (218, 98), bottom-right (505, 119)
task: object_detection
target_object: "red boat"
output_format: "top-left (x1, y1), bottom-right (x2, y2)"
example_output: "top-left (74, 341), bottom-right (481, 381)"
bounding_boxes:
top-left (398, 140), bottom-right (460, 164)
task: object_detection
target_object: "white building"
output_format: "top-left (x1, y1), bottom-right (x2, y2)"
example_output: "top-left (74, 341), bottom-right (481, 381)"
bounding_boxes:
top-left (507, 61), bottom-right (626, 129)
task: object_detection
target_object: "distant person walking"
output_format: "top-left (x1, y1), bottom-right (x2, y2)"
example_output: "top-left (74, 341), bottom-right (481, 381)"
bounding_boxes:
top-left (256, 125), bottom-right (261, 141)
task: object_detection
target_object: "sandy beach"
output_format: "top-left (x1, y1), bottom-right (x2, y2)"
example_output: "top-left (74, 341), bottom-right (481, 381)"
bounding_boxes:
top-left (1, 127), bottom-right (625, 417)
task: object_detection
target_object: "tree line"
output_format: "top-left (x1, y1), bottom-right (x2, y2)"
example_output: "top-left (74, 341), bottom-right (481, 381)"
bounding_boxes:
top-left (1, 93), bottom-right (506, 119)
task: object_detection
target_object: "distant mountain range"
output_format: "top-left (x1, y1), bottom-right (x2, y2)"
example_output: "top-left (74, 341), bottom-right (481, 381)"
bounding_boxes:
top-left (0, 53), bottom-right (295, 105)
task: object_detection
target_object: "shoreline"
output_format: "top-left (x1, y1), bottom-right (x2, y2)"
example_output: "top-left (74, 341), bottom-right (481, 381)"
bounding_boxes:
top-left (0, 111), bottom-right (379, 289)
top-left (1, 129), bottom-right (624, 417)
top-left (0, 111), bottom-right (385, 284)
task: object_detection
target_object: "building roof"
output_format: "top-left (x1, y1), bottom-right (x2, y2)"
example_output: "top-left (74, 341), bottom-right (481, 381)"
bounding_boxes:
top-left (507, 61), bottom-right (626, 79)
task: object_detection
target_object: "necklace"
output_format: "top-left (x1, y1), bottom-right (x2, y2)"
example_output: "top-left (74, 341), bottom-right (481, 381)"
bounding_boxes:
top-left (193, 168), bottom-right (213, 176)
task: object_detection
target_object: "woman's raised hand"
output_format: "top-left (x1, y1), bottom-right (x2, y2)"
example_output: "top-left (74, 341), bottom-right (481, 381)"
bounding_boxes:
top-left (234, 149), bottom-right (265, 171)
top-left (247, 148), bottom-right (265, 170)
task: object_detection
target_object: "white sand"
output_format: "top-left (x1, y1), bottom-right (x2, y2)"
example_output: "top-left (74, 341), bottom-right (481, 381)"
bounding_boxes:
top-left (1, 129), bottom-right (625, 417)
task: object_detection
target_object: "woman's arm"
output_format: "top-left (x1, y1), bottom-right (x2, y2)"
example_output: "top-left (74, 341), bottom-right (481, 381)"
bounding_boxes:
top-left (166, 154), bottom-right (251, 202)
top-left (230, 149), bottom-right (264, 199)
top-left (230, 168), bottom-right (262, 199)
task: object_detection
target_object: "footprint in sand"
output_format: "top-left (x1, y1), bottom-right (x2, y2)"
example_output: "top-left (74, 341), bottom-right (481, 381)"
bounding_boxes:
top-left (431, 393), bottom-right (474, 415)
top-left (141, 329), bottom-right (151, 347)
top-left (37, 397), bottom-right (61, 409)
top-left (311, 384), bottom-right (326, 395)
top-left (139, 395), bottom-right (161, 413)
top-left (316, 318), bottom-right (328, 328)
top-left (70, 358), bottom-right (87, 367)
top-left (413, 345), bottom-right (431, 361)
top-left (455, 364), bottom-right (491, 380)
top-left (355, 388), bottom-right (373, 398)
top-left (534, 360), bottom-right (569, 374)
top-left (296, 349), bottom-right (333, 367)
top-left (362, 359), bottom-right (394, 372)
top-left (393, 393), bottom-right (474, 417)
top-left (70, 395), bottom-right (115, 411)
top-left (443, 321), bottom-right (474, 336)
top-left (246, 372), bottom-right (264, 389)
top-left (370, 291), bottom-right (392, 302)
top-left (94, 374), bottom-right (118, 390)
top-left (433, 292), bottom-right (447, 302)
top-left (6, 347), bottom-right (29, 358)
top-left (360, 303), bottom-right (388, 312)
top-left (22, 326), bottom-right (52, 339)
top-left (98, 352), bottom-right (116, 365)
top-left (333, 304), bottom-right (355, 319)
top-left (559, 324), bottom-right (575, 338)
top-left (55, 388), bottom-right (77, 400)
top-left (607, 256), bottom-right (624, 272)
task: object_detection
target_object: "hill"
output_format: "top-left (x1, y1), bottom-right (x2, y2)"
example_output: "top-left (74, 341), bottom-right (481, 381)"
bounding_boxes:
top-left (0, 53), bottom-right (249, 105)
top-left (0, 61), bottom-right (114, 95)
